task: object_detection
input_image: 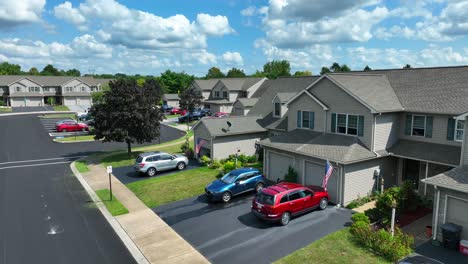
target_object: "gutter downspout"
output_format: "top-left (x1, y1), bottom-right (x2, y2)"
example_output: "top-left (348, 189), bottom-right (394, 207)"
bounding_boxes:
top-left (372, 113), bottom-right (382, 156)
top-left (324, 109), bottom-right (328, 134)
top-left (433, 186), bottom-right (440, 241)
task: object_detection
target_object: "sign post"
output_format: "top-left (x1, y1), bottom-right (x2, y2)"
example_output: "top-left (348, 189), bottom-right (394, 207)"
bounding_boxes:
top-left (106, 166), bottom-right (113, 201)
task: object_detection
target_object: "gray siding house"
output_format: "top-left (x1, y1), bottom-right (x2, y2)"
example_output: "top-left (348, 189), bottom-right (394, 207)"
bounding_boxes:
top-left (163, 94), bottom-right (180, 108)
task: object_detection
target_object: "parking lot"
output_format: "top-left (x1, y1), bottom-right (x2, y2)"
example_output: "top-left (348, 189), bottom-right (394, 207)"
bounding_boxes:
top-left (154, 194), bottom-right (352, 264)
top-left (39, 117), bottom-right (90, 137)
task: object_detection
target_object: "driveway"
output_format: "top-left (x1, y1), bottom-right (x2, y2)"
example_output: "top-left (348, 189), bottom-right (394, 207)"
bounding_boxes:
top-left (415, 240), bottom-right (468, 263)
top-left (68, 105), bottom-right (90, 112)
top-left (154, 194), bottom-right (352, 264)
top-left (113, 160), bottom-right (201, 184)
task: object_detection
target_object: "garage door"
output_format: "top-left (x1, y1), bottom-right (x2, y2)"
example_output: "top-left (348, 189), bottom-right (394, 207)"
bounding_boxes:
top-left (10, 98), bottom-right (24, 107)
top-left (77, 97), bottom-right (91, 106)
top-left (234, 107), bottom-right (244, 116)
top-left (64, 97), bottom-right (76, 106)
top-left (446, 196), bottom-right (468, 240)
top-left (26, 98), bottom-right (42, 106)
top-left (268, 152), bottom-right (294, 181)
top-left (305, 161), bottom-right (339, 204)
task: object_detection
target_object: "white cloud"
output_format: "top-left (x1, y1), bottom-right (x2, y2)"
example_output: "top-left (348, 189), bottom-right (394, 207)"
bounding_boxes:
top-left (196, 13), bottom-right (234, 36)
top-left (0, 0), bottom-right (46, 28)
top-left (53, 2), bottom-right (87, 30)
top-left (222, 51), bottom-right (244, 66)
top-left (241, 6), bottom-right (257, 16)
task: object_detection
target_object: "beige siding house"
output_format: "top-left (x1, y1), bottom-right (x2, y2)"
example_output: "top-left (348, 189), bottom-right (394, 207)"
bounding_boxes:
top-left (163, 94), bottom-right (180, 108)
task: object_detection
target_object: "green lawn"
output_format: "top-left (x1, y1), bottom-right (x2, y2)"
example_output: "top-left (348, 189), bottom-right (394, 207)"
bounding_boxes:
top-left (53, 105), bottom-right (70, 111)
top-left (95, 189), bottom-right (129, 216)
top-left (56, 135), bottom-right (95, 142)
top-left (275, 228), bottom-right (391, 264)
top-left (75, 160), bottom-right (90, 173)
top-left (41, 113), bottom-right (76, 119)
top-left (126, 167), bottom-right (219, 208)
top-left (0, 107), bottom-right (12, 112)
top-left (165, 114), bottom-right (179, 118)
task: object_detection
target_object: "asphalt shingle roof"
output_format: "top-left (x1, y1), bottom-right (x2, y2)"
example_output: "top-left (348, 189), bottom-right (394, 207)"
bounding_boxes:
top-left (193, 79), bottom-right (219, 91)
top-left (259, 129), bottom-right (376, 164)
top-left (388, 139), bottom-right (461, 166)
top-left (163, 94), bottom-right (179, 100)
top-left (236, 98), bottom-right (258, 107)
top-left (326, 73), bottom-right (403, 112)
top-left (219, 78), bottom-right (265, 91)
top-left (422, 165), bottom-right (468, 194)
top-left (275, 92), bottom-right (298, 103)
top-left (197, 115), bottom-right (267, 137)
top-left (203, 99), bottom-right (232, 105)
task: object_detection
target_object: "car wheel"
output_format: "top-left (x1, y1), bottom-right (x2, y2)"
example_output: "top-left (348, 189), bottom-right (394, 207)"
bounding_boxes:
top-left (319, 198), bottom-right (328, 210)
top-left (62, 129), bottom-right (67, 132)
top-left (147, 167), bottom-right (157, 177)
top-left (221, 192), bottom-right (231, 203)
top-left (280, 212), bottom-right (291, 226)
top-left (255, 183), bottom-right (264, 193)
top-left (82, 128), bottom-right (87, 132)
top-left (177, 162), bottom-right (186, 170)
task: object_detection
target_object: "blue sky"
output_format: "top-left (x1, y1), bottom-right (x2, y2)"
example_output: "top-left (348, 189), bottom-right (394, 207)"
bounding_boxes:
top-left (1, 0), bottom-right (468, 77)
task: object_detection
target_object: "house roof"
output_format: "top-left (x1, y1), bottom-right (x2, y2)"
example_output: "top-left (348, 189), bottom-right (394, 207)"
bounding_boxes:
top-left (258, 129), bottom-right (377, 164)
top-left (422, 165), bottom-right (468, 194)
top-left (236, 98), bottom-right (258, 107)
top-left (193, 79), bottom-right (220, 91)
top-left (275, 92), bottom-right (297, 103)
top-left (361, 66), bottom-right (468, 115)
top-left (0, 75), bottom-right (109, 87)
top-left (218, 77), bottom-right (265, 91)
top-left (195, 115), bottom-right (267, 137)
top-left (264, 116), bottom-right (288, 131)
top-left (203, 99), bottom-right (233, 105)
top-left (324, 73), bottom-right (403, 113)
top-left (388, 140), bottom-right (461, 166)
top-left (163, 94), bottom-right (179, 100)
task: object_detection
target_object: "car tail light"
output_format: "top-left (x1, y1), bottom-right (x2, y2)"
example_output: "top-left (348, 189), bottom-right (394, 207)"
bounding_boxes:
top-left (139, 163), bottom-right (145, 168)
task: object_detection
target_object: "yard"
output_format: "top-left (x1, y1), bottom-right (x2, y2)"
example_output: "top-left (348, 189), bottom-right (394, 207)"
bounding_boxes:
top-left (126, 167), bottom-right (219, 208)
top-left (95, 189), bottom-right (129, 216)
top-left (56, 135), bottom-right (96, 142)
top-left (75, 160), bottom-right (90, 173)
top-left (53, 105), bottom-right (70, 111)
top-left (275, 228), bottom-right (391, 264)
top-left (0, 107), bottom-right (12, 112)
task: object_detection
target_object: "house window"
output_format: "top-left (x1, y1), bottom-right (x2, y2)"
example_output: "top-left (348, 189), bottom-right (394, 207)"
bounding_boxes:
top-left (334, 113), bottom-right (362, 136)
top-left (214, 91), bottom-right (220, 98)
top-left (16, 87), bottom-right (21, 92)
top-left (412, 115), bottom-right (426, 137)
top-left (274, 102), bottom-right (281, 117)
top-left (297, 111), bottom-right (314, 129)
top-left (223, 91), bottom-right (228, 99)
top-left (66, 87), bottom-right (73, 92)
top-left (28, 87), bottom-right (40, 92)
top-left (455, 120), bottom-right (465, 141)
top-left (81, 87), bottom-right (86, 92)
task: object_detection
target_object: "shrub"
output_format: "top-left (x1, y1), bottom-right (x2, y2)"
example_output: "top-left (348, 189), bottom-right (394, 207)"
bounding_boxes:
top-left (400, 180), bottom-right (418, 212)
top-left (246, 155), bottom-right (257, 163)
top-left (180, 141), bottom-right (190, 153)
top-left (351, 213), bottom-right (370, 224)
top-left (211, 159), bottom-right (221, 169)
top-left (184, 148), bottom-right (194, 159)
top-left (223, 161), bottom-right (243, 172)
top-left (0, 101), bottom-right (4, 106)
top-left (365, 207), bottom-right (381, 223)
top-left (350, 221), bottom-right (372, 246)
top-left (200, 155), bottom-right (211, 166)
top-left (346, 194), bottom-right (374, 209)
top-left (284, 166), bottom-right (298, 183)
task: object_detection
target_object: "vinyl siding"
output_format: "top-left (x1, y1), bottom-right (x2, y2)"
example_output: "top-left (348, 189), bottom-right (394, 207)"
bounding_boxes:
top-left (62, 79), bottom-right (91, 95)
top-left (343, 157), bottom-right (397, 205)
top-left (463, 116), bottom-right (468, 165)
top-left (374, 113), bottom-right (400, 151)
top-left (287, 93), bottom-right (326, 132)
top-left (9, 79), bottom-right (42, 94)
top-left (212, 132), bottom-right (265, 160)
top-left (307, 78), bottom-right (373, 149)
top-left (434, 188), bottom-right (468, 241)
top-left (399, 113), bottom-right (462, 147)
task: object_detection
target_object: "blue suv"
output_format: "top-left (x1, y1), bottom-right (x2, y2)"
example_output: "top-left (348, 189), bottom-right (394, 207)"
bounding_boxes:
top-left (205, 168), bottom-right (266, 203)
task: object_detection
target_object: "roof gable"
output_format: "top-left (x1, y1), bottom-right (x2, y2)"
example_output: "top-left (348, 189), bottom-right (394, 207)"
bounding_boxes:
top-left (195, 115), bottom-right (267, 137)
top-left (285, 90), bottom-right (328, 110)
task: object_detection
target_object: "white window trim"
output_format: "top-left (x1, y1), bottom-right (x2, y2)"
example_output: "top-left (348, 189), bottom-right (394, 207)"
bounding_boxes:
top-left (411, 114), bottom-right (426, 137)
top-left (335, 113), bottom-right (359, 136)
top-left (273, 102), bottom-right (281, 117)
top-left (455, 119), bottom-right (465, 142)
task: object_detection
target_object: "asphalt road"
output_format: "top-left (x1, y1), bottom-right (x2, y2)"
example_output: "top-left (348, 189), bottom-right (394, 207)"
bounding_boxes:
top-left (154, 194), bottom-right (353, 264)
top-left (0, 114), bottom-right (183, 264)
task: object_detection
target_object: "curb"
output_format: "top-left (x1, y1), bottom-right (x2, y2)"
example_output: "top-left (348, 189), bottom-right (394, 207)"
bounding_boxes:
top-left (53, 139), bottom-right (96, 143)
top-left (0, 111), bottom-right (75, 117)
top-left (70, 160), bottom-right (150, 264)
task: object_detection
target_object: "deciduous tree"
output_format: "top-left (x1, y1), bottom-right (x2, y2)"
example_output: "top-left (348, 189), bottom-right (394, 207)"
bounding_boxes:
top-left (157, 70), bottom-right (194, 94)
top-left (41, 64), bottom-right (61, 76)
top-left (363, 65), bottom-right (372, 71)
top-left (226, 68), bottom-right (246, 78)
top-left (294, 70), bottom-right (312, 76)
top-left (262, 60), bottom-right (291, 79)
top-left (205, 67), bottom-right (225, 79)
top-left (0, 62), bottom-right (22, 75)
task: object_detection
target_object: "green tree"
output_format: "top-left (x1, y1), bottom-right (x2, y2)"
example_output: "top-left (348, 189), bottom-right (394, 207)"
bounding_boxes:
top-left (0, 62), bottom-right (22, 75)
top-left (90, 78), bottom-right (164, 155)
top-left (250, 70), bottom-right (266, 77)
top-left (226, 68), bottom-right (246, 78)
top-left (66, 68), bottom-right (81, 76)
top-left (320, 67), bottom-right (331, 75)
top-left (28, 67), bottom-right (40, 75)
top-left (340, 64), bottom-right (351, 72)
top-left (157, 70), bottom-right (194, 94)
top-left (205, 67), bottom-right (225, 79)
top-left (363, 65), bottom-right (372, 71)
top-left (91, 83), bottom-right (110, 104)
top-left (403, 64), bottom-right (412, 69)
top-left (294, 70), bottom-right (312, 76)
top-left (262, 60), bottom-right (291, 79)
top-left (322, 63), bottom-right (351, 74)
top-left (41, 64), bottom-right (61, 76)
top-left (179, 87), bottom-right (204, 148)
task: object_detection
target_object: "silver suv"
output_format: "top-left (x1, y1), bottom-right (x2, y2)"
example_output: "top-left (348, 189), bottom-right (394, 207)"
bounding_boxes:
top-left (134, 151), bottom-right (189, 176)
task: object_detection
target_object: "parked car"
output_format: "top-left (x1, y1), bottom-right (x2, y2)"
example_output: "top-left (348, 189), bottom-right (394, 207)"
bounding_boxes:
top-left (55, 119), bottom-right (73, 126)
top-left (76, 108), bottom-right (90, 119)
top-left (195, 108), bottom-right (211, 116)
top-left (78, 113), bottom-right (93, 121)
top-left (170, 107), bottom-right (187, 115)
top-left (56, 120), bottom-right (89, 132)
top-left (206, 112), bottom-right (229, 119)
top-left (134, 151), bottom-right (189, 177)
top-left (162, 105), bottom-right (173, 113)
top-left (85, 119), bottom-right (95, 127)
top-left (251, 182), bottom-right (329, 225)
top-left (178, 111), bottom-right (203, 123)
top-left (205, 168), bottom-right (266, 203)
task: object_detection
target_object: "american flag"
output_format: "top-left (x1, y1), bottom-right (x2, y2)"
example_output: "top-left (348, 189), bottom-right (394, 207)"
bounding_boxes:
top-left (322, 160), bottom-right (334, 191)
top-left (195, 138), bottom-right (207, 154)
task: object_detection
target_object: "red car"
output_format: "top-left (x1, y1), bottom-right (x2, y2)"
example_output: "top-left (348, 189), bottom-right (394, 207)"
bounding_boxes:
top-left (206, 112), bottom-right (229, 118)
top-left (56, 120), bottom-right (89, 132)
top-left (170, 107), bottom-right (188, 115)
top-left (251, 182), bottom-right (329, 225)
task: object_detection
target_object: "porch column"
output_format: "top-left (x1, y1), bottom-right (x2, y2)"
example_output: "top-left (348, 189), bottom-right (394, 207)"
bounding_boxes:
top-left (397, 158), bottom-right (403, 185)
top-left (424, 162), bottom-right (429, 196)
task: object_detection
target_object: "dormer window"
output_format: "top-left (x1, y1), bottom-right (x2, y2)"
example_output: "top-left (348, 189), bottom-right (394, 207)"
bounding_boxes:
top-left (274, 102), bottom-right (281, 117)
top-left (214, 91), bottom-right (220, 98)
top-left (223, 91), bottom-right (228, 99)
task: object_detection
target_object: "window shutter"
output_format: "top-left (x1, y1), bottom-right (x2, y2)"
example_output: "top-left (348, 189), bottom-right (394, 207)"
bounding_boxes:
top-left (447, 118), bottom-right (455, 141)
top-left (358, 115), bottom-right (365, 137)
top-left (405, 114), bottom-right (412, 135)
top-left (425, 116), bottom-right (433, 138)
top-left (310, 112), bottom-right (315, 129)
top-left (297, 111), bottom-right (302, 128)
top-left (331, 113), bottom-right (336, 132)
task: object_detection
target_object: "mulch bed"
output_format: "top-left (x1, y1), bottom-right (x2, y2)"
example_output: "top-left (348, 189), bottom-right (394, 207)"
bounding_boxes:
top-left (397, 207), bottom-right (432, 227)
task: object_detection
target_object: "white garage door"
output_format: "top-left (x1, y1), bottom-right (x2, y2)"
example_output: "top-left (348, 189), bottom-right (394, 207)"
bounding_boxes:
top-left (268, 152), bottom-right (294, 181)
top-left (305, 161), bottom-right (339, 204)
top-left (446, 196), bottom-right (468, 240)
top-left (77, 97), bottom-right (92, 106)
top-left (10, 98), bottom-right (24, 107)
top-left (64, 97), bottom-right (76, 106)
top-left (26, 98), bottom-right (42, 106)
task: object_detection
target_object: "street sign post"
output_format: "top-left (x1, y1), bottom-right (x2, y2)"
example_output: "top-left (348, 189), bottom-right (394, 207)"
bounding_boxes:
top-left (106, 166), bottom-right (113, 201)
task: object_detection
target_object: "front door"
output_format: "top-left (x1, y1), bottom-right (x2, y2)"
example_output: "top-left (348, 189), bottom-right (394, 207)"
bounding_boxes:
top-left (403, 159), bottom-right (420, 189)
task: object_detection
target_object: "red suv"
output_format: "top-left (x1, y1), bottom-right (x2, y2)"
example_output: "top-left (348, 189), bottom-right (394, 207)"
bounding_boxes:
top-left (251, 182), bottom-right (329, 225)
top-left (56, 120), bottom-right (89, 132)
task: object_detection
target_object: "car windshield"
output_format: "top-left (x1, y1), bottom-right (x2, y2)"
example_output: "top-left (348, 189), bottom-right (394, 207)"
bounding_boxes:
top-left (136, 156), bottom-right (143, 163)
top-left (256, 192), bottom-right (275, 205)
top-left (220, 172), bottom-right (238, 184)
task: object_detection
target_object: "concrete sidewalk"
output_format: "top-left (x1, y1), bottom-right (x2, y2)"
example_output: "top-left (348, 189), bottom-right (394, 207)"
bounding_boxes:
top-left (74, 152), bottom-right (209, 264)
